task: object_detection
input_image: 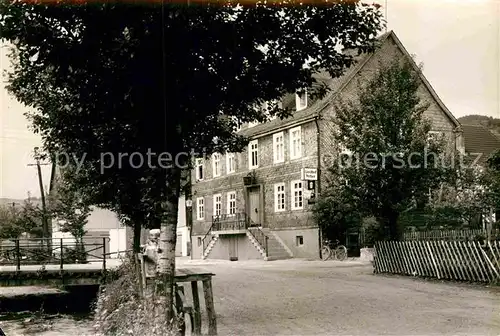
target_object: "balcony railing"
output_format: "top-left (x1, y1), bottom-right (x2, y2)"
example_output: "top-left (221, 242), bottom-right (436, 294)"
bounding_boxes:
top-left (211, 213), bottom-right (249, 232)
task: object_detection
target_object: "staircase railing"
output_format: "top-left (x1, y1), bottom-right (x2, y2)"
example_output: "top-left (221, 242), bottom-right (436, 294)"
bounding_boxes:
top-left (247, 226), bottom-right (269, 258)
top-left (201, 222), bottom-right (216, 255)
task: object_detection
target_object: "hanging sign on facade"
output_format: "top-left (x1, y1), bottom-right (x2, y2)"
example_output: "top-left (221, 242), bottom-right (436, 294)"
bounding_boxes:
top-left (301, 168), bottom-right (317, 181)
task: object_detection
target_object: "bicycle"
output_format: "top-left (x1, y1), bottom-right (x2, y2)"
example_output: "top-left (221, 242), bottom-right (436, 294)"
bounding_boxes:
top-left (321, 238), bottom-right (348, 261)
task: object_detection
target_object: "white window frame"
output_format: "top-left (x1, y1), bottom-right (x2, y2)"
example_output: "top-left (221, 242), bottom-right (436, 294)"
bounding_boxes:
top-left (289, 126), bottom-right (302, 160)
top-left (226, 153), bottom-right (236, 174)
top-left (291, 180), bottom-right (303, 210)
top-left (273, 132), bottom-right (285, 164)
top-left (213, 194), bottom-right (222, 217)
top-left (196, 197), bottom-right (204, 220)
top-left (248, 139), bottom-right (259, 169)
top-left (212, 153), bottom-right (221, 177)
top-left (274, 183), bottom-right (286, 212)
top-left (195, 158), bottom-right (204, 181)
top-left (227, 191), bottom-right (236, 216)
top-left (295, 90), bottom-right (307, 111)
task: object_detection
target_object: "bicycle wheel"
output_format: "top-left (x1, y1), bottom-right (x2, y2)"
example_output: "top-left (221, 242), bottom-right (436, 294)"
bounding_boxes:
top-left (335, 245), bottom-right (348, 261)
top-left (321, 246), bottom-right (331, 261)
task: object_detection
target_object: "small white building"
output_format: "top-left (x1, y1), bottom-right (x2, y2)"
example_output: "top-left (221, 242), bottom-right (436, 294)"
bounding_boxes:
top-left (176, 194), bottom-right (191, 257)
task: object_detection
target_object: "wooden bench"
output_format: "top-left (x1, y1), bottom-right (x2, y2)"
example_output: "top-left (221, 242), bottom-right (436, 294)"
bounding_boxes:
top-left (137, 253), bottom-right (217, 335)
top-left (174, 268), bottom-right (217, 336)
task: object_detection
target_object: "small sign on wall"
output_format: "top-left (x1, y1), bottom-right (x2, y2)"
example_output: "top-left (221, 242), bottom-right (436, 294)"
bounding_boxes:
top-left (301, 168), bottom-right (317, 181)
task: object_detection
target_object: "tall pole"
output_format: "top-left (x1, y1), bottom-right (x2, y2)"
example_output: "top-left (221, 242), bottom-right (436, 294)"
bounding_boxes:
top-left (28, 147), bottom-right (50, 243)
top-left (385, 0), bottom-right (388, 33)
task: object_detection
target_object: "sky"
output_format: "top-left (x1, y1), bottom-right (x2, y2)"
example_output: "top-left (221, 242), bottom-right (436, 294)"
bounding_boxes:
top-left (0, 0), bottom-right (499, 199)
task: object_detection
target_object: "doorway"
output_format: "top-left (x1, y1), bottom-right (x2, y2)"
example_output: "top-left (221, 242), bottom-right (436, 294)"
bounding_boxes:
top-left (246, 186), bottom-right (261, 226)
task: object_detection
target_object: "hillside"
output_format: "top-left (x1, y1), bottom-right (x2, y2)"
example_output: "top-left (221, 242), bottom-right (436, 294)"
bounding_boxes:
top-left (458, 115), bottom-right (500, 137)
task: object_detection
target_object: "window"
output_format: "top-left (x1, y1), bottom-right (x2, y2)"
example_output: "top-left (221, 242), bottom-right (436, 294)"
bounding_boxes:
top-left (295, 90), bottom-right (307, 111)
top-left (273, 132), bottom-right (284, 163)
top-left (197, 237), bottom-right (202, 246)
top-left (290, 126), bottom-right (302, 160)
top-left (227, 191), bottom-right (236, 216)
top-left (291, 180), bottom-right (303, 210)
top-left (212, 153), bottom-right (221, 177)
top-left (296, 235), bottom-right (304, 246)
top-left (195, 158), bottom-right (204, 181)
top-left (248, 140), bottom-right (259, 169)
top-left (196, 197), bottom-right (204, 220)
top-left (213, 194), bottom-right (222, 217)
top-left (226, 153), bottom-right (236, 174)
top-left (274, 183), bottom-right (286, 212)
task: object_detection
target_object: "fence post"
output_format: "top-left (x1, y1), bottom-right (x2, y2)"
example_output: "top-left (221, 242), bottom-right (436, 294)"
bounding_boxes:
top-left (265, 236), bottom-right (268, 258)
top-left (102, 237), bottom-right (107, 271)
top-left (15, 239), bottom-right (20, 272)
top-left (60, 238), bottom-right (64, 271)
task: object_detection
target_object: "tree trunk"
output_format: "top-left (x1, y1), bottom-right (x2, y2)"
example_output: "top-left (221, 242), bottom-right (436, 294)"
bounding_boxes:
top-left (133, 221), bottom-right (142, 254)
top-left (157, 168), bottom-right (182, 323)
top-left (387, 211), bottom-right (401, 241)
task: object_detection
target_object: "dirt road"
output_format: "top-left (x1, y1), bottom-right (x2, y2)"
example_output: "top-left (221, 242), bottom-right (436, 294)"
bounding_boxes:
top-left (179, 258), bottom-right (500, 335)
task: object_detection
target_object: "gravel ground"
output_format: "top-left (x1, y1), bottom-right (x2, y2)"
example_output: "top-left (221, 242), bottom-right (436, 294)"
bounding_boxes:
top-left (178, 258), bottom-right (500, 336)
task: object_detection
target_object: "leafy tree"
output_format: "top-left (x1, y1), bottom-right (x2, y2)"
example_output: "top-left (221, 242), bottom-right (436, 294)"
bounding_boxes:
top-left (0, 200), bottom-right (44, 239)
top-left (49, 172), bottom-right (90, 244)
top-left (0, 0), bottom-right (384, 322)
top-left (317, 59), bottom-right (455, 241)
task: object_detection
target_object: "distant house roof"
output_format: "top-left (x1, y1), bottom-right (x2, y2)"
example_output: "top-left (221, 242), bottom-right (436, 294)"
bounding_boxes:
top-left (240, 30), bottom-right (461, 139)
top-left (461, 124), bottom-right (500, 166)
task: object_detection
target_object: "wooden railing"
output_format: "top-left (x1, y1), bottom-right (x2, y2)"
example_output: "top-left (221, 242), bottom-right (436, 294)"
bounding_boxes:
top-left (0, 237), bottom-right (109, 271)
top-left (403, 229), bottom-right (500, 241)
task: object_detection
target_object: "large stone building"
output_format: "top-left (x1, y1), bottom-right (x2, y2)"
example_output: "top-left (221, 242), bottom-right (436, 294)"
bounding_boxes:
top-left (190, 31), bottom-right (463, 261)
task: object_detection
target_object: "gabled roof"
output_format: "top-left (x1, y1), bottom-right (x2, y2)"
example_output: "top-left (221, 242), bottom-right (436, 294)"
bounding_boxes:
top-left (240, 30), bottom-right (461, 138)
top-left (461, 124), bottom-right (500, 166)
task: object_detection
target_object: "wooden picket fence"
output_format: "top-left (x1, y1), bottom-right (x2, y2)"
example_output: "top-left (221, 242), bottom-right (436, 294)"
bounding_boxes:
top-left (373, 240), bottom-right (500, 283)
top-left (403, 229), bottom-right (500, 241)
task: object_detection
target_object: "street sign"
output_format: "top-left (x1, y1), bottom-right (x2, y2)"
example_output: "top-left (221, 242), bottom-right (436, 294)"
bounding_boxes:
top-left (301, 168), bottom-right (317, 181)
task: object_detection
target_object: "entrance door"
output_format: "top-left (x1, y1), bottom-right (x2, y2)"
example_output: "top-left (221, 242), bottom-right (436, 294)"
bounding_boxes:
top-left (247, 187), bottom-right (260, 226)
top-left (228, 236), bottom-right (238, 261)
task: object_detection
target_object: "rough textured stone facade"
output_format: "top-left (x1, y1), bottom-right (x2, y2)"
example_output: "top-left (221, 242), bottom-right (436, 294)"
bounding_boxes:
top-left (190, 31), bottom-right (463, 258)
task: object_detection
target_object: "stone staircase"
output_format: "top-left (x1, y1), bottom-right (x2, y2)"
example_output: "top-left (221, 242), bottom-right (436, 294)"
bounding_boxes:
top-left (201, 235), bottom-right (218, 260)
top-left (247, 228), bottom-right (291, 261)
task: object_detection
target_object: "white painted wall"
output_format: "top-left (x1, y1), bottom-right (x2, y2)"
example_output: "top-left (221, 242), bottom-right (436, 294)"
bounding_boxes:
top-left (86, 207), bottom-right (122, 231)
top-left (176, 195), bottom-right (191, 256)
top-left (109, 228), bottom-right (127, 258)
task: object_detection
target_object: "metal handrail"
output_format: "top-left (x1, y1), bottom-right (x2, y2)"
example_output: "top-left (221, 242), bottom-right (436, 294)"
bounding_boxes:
top-left (0, 237), bottom-right (109, 271)
top-left (247, 226), bottom-right (269, 258)
top-left (211, 213), bottom-right (249, 231)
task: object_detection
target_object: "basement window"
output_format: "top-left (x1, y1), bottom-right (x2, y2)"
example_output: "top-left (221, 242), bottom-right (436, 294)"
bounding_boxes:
top-left (296, 235), bottom-right (304, 246)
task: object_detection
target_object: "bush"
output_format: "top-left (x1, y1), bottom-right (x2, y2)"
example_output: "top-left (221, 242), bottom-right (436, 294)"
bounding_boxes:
top-left (63, 243), bottom-right (88, 264)
top-left (93, 256), bottom-right (183, 336)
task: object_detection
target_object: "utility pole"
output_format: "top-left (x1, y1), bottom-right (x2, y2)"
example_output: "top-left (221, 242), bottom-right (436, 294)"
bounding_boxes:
top-left (28, 147), bottom-right (50, 244)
